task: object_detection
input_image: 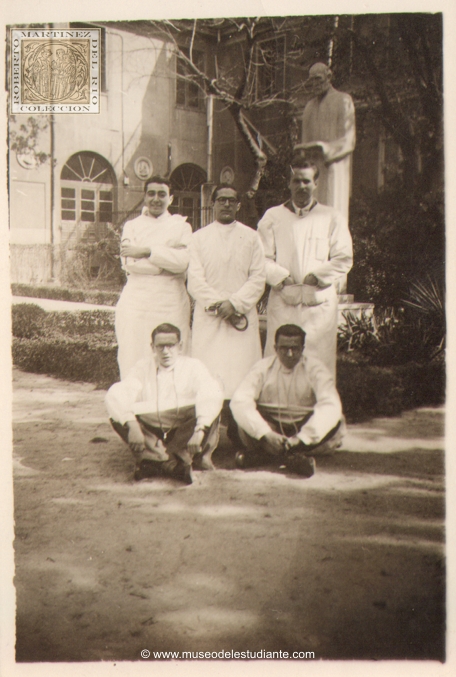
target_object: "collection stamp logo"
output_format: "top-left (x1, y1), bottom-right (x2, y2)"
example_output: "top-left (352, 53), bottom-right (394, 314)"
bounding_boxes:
top-left (11, 29), bottom-right (100, 114)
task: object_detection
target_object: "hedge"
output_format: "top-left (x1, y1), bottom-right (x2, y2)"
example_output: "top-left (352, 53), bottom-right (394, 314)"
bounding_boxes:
top-left (11, 283), bottom-right (120, 307)
top-left (12, 304), bottom-right (118, 388)
top-left (13, 338), bottom-right (119, 388)
top-left (12, 304), bottom-right (115, 339)
top-left (337, 354), bottom-right (445, 422)
top-left (12, 303), bottom-right (445, 419)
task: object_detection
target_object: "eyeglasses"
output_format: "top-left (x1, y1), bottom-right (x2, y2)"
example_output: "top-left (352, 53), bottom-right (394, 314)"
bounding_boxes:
top-left (276, 345), bottom-right (303, 355)
top-left (153, 343), bottom-right (179, 351)
top-left (215, 197), bottom-right (238, 205)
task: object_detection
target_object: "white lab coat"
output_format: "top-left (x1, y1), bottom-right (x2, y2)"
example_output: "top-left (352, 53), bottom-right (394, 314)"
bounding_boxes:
top-left (257, 202), bottom-right (352, 378)
top-left (105, 354), bottom-right (223, 428)
top-left (115, 210), bottom-right (192, 378)
top-left (230, 353), bottom-right (342, 445)
top-left (188, 220), bottom-right (266, 398)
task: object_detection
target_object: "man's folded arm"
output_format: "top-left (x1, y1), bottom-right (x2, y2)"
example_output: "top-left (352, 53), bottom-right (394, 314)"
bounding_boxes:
top-left (149, 223), bottom-right (192, 274)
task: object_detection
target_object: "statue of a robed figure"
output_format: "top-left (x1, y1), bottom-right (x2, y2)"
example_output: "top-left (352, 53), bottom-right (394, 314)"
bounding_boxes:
top-left (295, 62), bottom-right (356, 225)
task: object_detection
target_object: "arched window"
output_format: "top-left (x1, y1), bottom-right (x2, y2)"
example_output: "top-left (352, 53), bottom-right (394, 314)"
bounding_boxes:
top-left (60, 152), bottom-right (116, 235)
top-left (169, 163), bottom-right (207, 230)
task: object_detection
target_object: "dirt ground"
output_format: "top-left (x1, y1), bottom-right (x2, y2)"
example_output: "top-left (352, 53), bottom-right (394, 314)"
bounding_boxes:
top-left (12, 367), bottom-right (445, 662)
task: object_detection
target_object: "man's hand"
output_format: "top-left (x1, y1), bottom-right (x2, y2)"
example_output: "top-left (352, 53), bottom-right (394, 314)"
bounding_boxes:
top-left (187, 429), bottom-right (205, 455)
top-left (303, 273), bottom-right (319, 286)
top-left (262, 430), bottom-right (288, 456)
top-left (284, 436), bottom-right (302, 451)
top-left (127, 420), bottom-right (146, 453)
top-left (217, 300), bottom-right (236, 319)
top-left (273, 275), bottom-right (294, 291)
top-left (121, 244), bottom-right (151, 259)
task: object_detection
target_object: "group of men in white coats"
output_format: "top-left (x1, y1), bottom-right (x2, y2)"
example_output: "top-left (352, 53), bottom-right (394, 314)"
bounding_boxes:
top-left (106, 160), bottom-right (353, 484)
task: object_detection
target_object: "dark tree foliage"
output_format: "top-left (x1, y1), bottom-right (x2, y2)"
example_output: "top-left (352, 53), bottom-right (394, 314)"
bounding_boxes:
top-left (334, 13), bottom-right (444, 303)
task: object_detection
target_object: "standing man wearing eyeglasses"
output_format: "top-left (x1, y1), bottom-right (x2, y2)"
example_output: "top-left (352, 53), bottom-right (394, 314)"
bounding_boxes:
top-left (230, 324), bottom-right (343, 478)
top-left (188, 184), bottom-right (265, 444)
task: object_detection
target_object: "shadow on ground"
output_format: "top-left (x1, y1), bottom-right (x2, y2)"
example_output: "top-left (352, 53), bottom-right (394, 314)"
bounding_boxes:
top-left (13, 369), bottom-right (445, 662)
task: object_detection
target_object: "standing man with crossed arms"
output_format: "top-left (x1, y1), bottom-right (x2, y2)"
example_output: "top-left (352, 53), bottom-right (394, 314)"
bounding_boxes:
top-left (116, 176), bottom-right (192, 379)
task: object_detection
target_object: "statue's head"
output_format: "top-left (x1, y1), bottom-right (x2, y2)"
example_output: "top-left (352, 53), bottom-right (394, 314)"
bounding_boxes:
top-left (304, 62), bottom-right (332, 98)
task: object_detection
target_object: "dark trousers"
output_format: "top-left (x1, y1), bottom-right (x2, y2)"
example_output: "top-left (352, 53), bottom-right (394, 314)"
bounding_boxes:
top-left (238, 413), bottom-right (342, 465)
top-left (111, 408), bottom-right (220, 472)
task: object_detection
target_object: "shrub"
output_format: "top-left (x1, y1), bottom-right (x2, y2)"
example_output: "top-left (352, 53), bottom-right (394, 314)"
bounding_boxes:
top-left (61, 237), bottom-right (125, 290)
top-left (11, 305), bottom-right (118, 388)
top-left (12, 304), bottom-right (115, 340)
top-left (12, 303), bottom-right (47, 339)
top-left (13, 337), bottom-right (119, 389)
top-left (11, 284), bottom-right (120, 306)
top-left (337, 353), bottom-right (445, 422)
top-left (41, 310), bottom-right (115, 338)
top-left (338, 284), bottom-right (445, 366)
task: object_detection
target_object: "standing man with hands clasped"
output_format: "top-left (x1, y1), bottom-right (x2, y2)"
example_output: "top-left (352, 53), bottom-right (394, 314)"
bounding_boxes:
top-left (188, 184), bottom-right (265, 443)
top-left (257, 158), bottom-right (353, 378)
top-left (115, 177), bottom-right (192, 378)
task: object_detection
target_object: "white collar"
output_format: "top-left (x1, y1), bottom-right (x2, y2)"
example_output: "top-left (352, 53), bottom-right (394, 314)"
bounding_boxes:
top-left (292, 200), bottom-right (316, 216)
top-left (215, 219), bottom-right (237, 226)
top-left (141, 206), bottom-right (170, 220)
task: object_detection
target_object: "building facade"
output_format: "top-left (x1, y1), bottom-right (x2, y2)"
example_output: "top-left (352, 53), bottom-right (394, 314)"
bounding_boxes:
top-left (8, 17), bottom-right (407, 286)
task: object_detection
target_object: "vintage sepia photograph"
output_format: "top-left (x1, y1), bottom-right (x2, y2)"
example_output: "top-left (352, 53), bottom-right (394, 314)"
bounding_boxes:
top-left (3, 1), bottom-right (454, 673)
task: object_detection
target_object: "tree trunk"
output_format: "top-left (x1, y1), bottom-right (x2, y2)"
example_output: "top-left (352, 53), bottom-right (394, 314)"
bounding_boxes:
top-left (229, 104), bottom-right (267, 197)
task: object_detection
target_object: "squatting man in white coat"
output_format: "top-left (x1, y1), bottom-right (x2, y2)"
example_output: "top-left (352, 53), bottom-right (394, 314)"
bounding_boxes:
top-left (115, 177), bottom-right (192, 379)
top-left (258, 158), bottom-right (353, 379)
top-left (105, 323), bottom-right (223, 484)
top-left (188, 183), bottom-right (266, 446)
top-left (230, 324), bottom-right (343, 478)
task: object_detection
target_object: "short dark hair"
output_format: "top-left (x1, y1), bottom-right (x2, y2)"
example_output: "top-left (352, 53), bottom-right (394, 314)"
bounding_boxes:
top-left (151, 323), bottom-right (181, 342)
top-left (289, 156), bottom-right (319, 181)
top-left (144, 176), bottom-right (173, 194)
top-left (274, 324), bottom-right (306, 347)
top-left (211, 183), bottom-right (240, 203)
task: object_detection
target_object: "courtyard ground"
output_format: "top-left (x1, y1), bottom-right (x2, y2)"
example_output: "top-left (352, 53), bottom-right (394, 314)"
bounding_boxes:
top-left (12, 367), bottom-right (445, 662)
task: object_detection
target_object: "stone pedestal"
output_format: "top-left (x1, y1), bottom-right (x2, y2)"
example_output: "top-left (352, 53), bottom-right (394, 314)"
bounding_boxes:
top-left (337, 301), bottom-right (375, 327)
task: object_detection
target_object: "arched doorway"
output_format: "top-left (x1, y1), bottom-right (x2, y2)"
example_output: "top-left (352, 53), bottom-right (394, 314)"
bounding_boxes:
top-left (60, 151), bottom-right (116, 243)
top-left (169, 163), bottom-right (207, 230)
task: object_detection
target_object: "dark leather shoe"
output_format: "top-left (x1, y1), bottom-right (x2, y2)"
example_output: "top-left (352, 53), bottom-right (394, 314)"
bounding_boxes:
top-left (173, 462), bottom-right (193, 485)
top-left (234, 449), bottom-right (266, 469)
top-left (286, 454), bottom-right (316, 478)
top-left (193, 453), bottom-right (215, 471)
top-left (134, 459), bottom-right (163, 481)
top-left (235, 451), bottom-right (246, 468)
